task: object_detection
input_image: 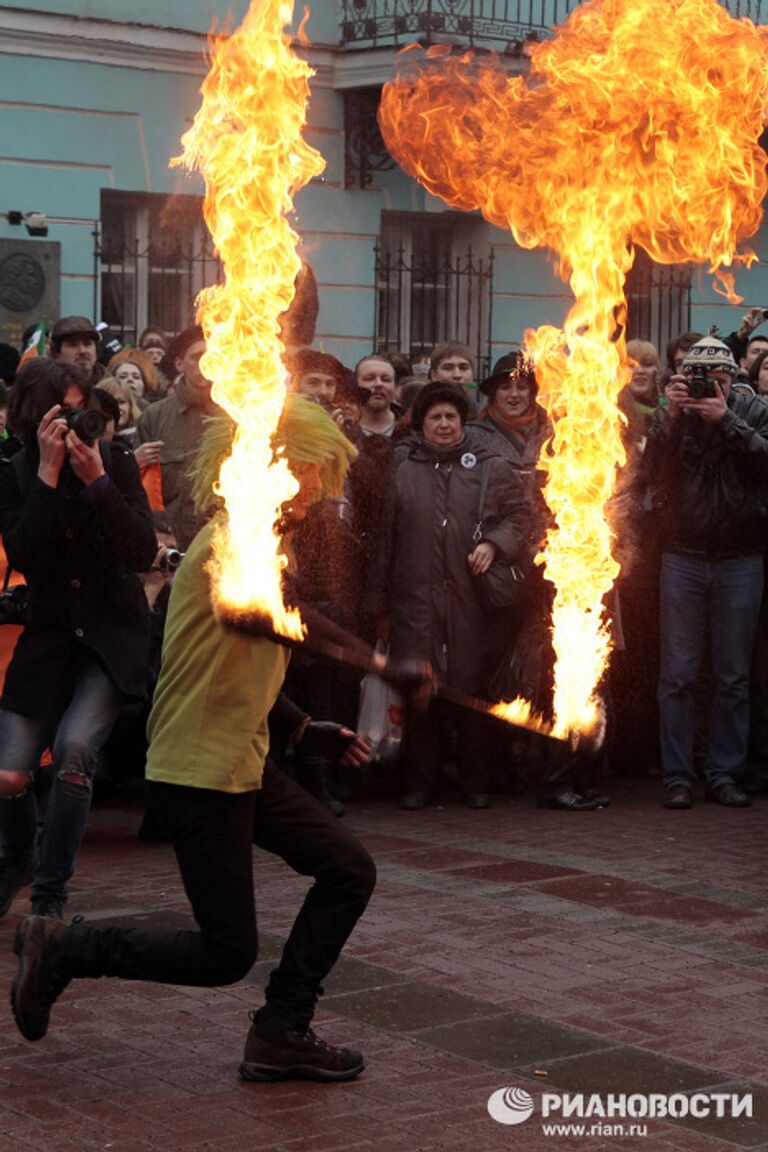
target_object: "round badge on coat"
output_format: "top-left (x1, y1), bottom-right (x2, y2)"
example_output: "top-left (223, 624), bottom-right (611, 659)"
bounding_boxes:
top-left (460, 452), bottom-right (477, 469)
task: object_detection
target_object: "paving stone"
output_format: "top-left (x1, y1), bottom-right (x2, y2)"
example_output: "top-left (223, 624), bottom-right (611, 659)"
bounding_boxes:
top-left (328, 982), bottom-right (507, 1033)
top-left (414, 1010), bottom-right (618, 1068)
top-left (523, 1043), bottom-right (735, 1095)
top-left (1, 781), bottom-right (766, 1152)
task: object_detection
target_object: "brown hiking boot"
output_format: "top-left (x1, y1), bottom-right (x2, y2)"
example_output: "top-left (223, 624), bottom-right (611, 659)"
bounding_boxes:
top-left (239, 1009), bottom-right (365, 1082)
top-left (11, 915), bottom-right (71, 1041)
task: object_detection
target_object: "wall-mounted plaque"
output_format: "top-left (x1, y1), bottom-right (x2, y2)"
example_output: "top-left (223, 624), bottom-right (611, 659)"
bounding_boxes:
top-left (0, 240), bottom-right (61, 348)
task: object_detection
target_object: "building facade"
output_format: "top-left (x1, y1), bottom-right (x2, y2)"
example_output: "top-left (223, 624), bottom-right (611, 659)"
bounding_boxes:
top-left (1, 0), bottom-right (768, 371)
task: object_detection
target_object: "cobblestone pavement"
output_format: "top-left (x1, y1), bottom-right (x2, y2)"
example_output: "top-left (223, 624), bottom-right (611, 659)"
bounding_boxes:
top-left (1, 777), bottom-right (767, 1152)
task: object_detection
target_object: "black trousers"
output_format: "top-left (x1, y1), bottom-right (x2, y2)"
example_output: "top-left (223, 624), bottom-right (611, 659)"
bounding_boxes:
top-left (59, 760), bottom-right (376, 1029)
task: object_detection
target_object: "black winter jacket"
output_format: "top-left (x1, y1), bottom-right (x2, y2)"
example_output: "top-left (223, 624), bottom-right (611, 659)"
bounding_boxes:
top-left (0, 441), bottom-right (157, 715)
top-left (379, 435), bottom-right (528, 695)
top-left (643, 392), bottom-right (768, 556)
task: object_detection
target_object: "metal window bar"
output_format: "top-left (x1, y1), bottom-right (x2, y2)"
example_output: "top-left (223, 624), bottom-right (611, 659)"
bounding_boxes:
top-left (625, 256), bottom-right (692, 355)
top-left (375, 241), bottom-right (494, 375)
top-left (94, 236), bottom-right (222, 344)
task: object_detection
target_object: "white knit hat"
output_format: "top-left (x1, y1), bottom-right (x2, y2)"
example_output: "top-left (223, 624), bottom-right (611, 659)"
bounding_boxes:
top-left (682, 333), bottom-right (738, 377)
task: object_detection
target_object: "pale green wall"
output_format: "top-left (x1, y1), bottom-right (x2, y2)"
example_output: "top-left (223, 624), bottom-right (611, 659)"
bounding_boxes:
top-left (0, 0), bottom-right (340, 43)
top-left (0, 48), bottom-right (206, 322)
top-left (3, 0), bottom-right (248, 29)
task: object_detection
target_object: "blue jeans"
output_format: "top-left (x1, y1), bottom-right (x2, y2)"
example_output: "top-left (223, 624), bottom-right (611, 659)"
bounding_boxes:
top-left (0, 655), bottom-right (122, 903)
top-left (658, 552), bottom-right (764, 791)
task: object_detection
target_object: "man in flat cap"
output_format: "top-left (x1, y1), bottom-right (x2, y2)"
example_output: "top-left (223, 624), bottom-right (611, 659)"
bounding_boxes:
top-left (50, 317), bottom-right (107, 387)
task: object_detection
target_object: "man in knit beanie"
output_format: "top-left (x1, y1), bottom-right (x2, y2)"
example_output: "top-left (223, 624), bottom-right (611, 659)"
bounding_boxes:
top-left (645, 331), bottom-right (768, 811)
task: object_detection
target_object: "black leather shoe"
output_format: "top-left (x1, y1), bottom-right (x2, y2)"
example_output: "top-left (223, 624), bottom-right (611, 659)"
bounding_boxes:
top-left (400, 791), bottom-right (428, 811)
top-left (536, 790), bottom-right (601, 811)
top-left (706, 783), bottom-right (751, 808)
top-left (463, 792), bottom-right (491, 809)
top-left (663, 786), bottom-right (693, 810)
top-left (580, 790), bottom-right (611, 808)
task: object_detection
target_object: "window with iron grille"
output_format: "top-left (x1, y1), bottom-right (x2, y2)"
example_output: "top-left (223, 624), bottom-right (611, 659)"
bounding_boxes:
top-left (97, 191), bottom-right (222, 344)
top-left (375, 213), bottom-right (494, 373)
top-left (625, 248), bottom-right (692, 357)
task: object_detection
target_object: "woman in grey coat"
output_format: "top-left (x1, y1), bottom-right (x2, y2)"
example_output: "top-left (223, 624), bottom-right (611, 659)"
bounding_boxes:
top-left (378, 381), bottom-right (528, 810)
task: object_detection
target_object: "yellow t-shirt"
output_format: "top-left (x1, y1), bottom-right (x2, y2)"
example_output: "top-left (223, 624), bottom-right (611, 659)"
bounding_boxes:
top-left (146, 520), bottom-right (288, 792)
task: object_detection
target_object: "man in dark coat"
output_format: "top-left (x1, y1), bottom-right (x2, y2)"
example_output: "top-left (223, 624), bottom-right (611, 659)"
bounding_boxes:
top-left (137, 326), bottom-right (222, 550)
top-left (0, 358), bottom-right (156, 919)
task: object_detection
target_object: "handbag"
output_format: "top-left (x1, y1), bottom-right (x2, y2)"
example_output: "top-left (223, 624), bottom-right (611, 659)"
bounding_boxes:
top-left (473, 460), bottom-right (528, 612)
top-left (356, 642), bottom-right (404, 761)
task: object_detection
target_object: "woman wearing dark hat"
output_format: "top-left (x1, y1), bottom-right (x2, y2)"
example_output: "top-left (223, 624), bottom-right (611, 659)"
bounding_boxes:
top-left (471, 350), bottom-right (551, 469)
top-left (375, 381), bottom-right (528, 809)
top-left (473, 355), bottom-right (610, 810)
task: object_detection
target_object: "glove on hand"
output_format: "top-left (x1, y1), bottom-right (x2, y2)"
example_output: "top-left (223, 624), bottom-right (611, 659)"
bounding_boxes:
top-left (300, 721), bottom-right (355, 760)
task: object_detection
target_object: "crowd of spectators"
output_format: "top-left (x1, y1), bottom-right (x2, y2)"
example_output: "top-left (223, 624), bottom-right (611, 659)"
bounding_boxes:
top-left (0, 304), bottom-right (767, 919)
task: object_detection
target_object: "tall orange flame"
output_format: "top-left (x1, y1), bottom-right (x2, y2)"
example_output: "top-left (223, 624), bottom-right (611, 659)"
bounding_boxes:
top-left (379, 0), bottom-right (768, 740)
top-left (174, 0), bottom-right (324, 638)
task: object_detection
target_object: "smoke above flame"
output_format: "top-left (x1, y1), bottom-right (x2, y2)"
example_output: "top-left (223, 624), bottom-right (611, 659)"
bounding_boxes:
top-left (379, 0), bottom-right (768, 740)
top-left (174, 0), bottom-right (324, 638)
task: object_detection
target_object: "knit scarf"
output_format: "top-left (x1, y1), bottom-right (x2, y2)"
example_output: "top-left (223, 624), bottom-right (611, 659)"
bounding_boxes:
top-left (486, 400), bottom-right (539, 436)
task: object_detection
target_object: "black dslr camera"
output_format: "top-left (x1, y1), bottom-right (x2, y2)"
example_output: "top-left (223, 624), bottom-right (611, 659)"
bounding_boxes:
top-left (58, 408), bottom-right (106, 445)
top-left (685, 365), bottom-right (717, 400)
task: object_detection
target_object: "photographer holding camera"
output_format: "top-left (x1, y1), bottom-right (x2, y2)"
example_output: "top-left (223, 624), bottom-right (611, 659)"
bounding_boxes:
top-left (645, 333), bottom-right (768, 810)
top-left (0, 358), bottom-right (156, 919)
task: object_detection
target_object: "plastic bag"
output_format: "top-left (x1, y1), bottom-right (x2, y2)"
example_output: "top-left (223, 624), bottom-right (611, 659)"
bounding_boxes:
top-left (357, 642), bottom-right (403, 761)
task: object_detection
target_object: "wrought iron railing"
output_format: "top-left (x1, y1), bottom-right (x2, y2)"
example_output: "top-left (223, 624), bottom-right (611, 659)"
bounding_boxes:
top-left (375, 241), bottom-right (494, 374)
top-left (95, 235), bottom-right (222, 346)
top-left (340, 0), bottom-right (766, 49)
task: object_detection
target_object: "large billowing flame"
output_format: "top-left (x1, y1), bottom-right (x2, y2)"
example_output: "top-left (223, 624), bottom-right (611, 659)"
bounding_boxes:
top-left (174, 0), bottom-right (324, 638)
top-left (379, 0), bottom-right (768, 741)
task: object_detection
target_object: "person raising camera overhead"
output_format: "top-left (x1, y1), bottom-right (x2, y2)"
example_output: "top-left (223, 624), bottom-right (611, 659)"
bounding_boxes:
top-left (645, 333), bottom-right (768, 812)
top-left (0, 357), bottom-right (156, 920)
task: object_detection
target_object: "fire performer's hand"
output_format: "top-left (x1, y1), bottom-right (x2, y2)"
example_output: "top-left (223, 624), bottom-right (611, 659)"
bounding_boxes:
top-left (382, 658), bottom-right (436, 712)
top-left (300, 721), bottom-right (371, 767)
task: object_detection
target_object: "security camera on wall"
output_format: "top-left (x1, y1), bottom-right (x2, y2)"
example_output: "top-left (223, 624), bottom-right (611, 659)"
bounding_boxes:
top-left (24, 213), bottom-right (48, 238)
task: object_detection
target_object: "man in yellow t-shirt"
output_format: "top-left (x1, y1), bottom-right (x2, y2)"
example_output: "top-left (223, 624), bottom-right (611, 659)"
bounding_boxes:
top-left (10, 398), bottom-right (426, 1083)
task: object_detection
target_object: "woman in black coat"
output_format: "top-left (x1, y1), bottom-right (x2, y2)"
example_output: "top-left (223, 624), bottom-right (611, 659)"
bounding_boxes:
top-left (378, 381), bottom-right (528, 810)
top-left (0, 358), bottom-right (156, 919)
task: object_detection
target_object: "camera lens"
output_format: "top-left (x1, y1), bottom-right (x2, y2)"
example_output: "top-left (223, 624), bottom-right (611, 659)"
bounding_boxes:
top-left (159, 548), bottom-right (184, 572)
top-left (72, 410), bottom-right (107, 444)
